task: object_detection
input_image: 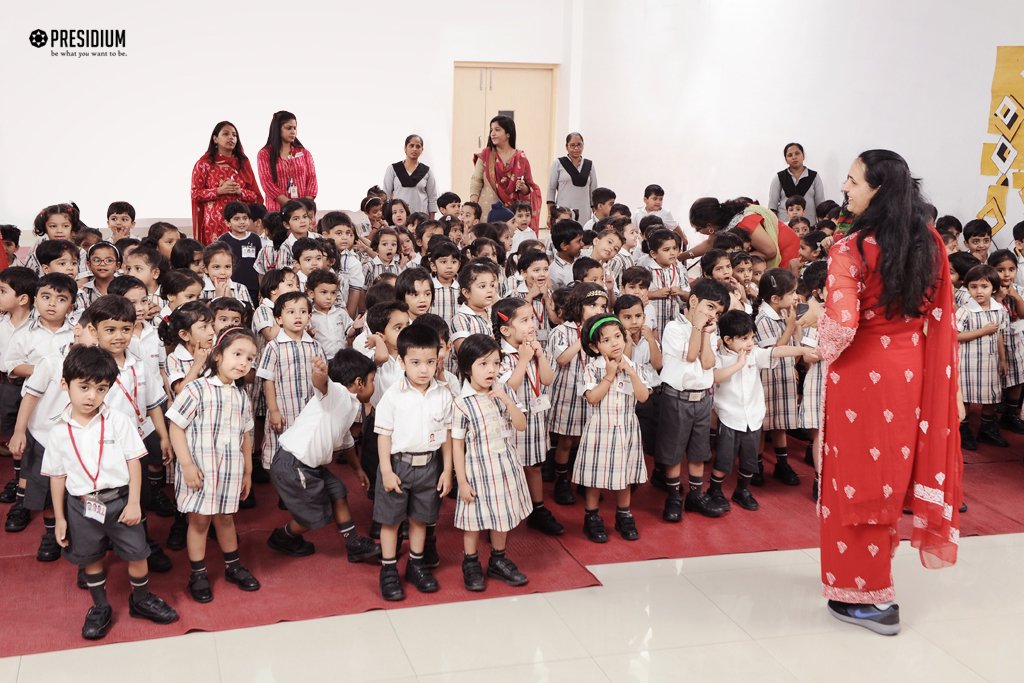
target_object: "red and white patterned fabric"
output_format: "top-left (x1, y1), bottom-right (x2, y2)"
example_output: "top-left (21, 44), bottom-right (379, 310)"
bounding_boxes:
top-left (190, 154), bottom-right (262, 245)
top-left (256, 146), bottom-right (318, 212)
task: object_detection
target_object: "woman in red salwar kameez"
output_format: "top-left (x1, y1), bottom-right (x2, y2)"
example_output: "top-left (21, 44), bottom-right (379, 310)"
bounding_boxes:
top-left (469, 115), bottom-right (542, 232)
top-left (816, 150), bottom-right (962, 635)
top-left (256, 110), bottom-right (318, 213)
top-left (190, 121), bottom-right (262, 245)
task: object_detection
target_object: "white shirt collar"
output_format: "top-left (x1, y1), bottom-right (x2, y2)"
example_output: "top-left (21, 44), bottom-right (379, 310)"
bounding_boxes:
top-left (457, 303), bottom-right (489, 318)
top-left (432, 276), bottom-right (459, 290)
top-left (275, 328), bottom-right (316, 344)
top-left (964, 298), bottom-right (998, 313)
top-left (59, 403), bottom-right (110, 426)
top-left (172, 345), bottom-right (194, 361)
top-left (760, 304), bottom-right (782, 320)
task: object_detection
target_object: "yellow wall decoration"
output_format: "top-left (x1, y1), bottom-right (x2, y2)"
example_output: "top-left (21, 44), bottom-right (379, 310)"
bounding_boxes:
top-left (979, 47), bottom-right (1024, 233)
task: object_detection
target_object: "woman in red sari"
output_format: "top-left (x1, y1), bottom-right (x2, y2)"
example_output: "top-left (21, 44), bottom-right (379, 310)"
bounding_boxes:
top-left (816, 150), bottom-right (962, 635)
top-left (469, 115), bottom-right (541, 232)
top-left (190, 121), bottom-right (262, 245)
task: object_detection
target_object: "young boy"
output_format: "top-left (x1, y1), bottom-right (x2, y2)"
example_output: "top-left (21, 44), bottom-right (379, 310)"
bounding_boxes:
top-left (427, 240), bottom-right (462, 321)
top-left (291, 237), bottom-right (327, 287)
top-left (572, 257), bottom-right (604, 284)
top-left (277, 200), bottom-right (315, 270)
top-left (318, 211), bottom-right (364, 316)
top-left (583, 187), bottom-right (616, 232)
top-left (218, 201), bottom-right (262, 303)
top-left (508, 201), bottom-right (535, 252)
top-left (437, 192), bottom-right (462, 218)
top-left (106, 201), bottom-right (137, 242)
top-left (634, 184), bottom-right (680, 231)
top-left (123, 246), bottom-right (162, 298)
top-left (459, 201), bottom-right (482, 229)
top-left (549, 219), bottom-right (584, 290)
top-left (784, 195), bottom-right (806, 221)
top-left (268, 350), bottom-right (381, 563)
top-left (373, 324), bottom-right (453, 600)
top-left (2, 272), bottom-right (76, 383)
top-left (43, 345), bottom-right (178, 640)
top-left (614, 295), bottom-right (662, 458)
top-left (257, 290), bottom-right (327, 469)
top-left (655, 279), bottom-right (730, 522)
top-left (307, 270), bottom-right (354, 358)
top-left (620, 266), bottom-right (658, 332)
top-left (1, 225), bottom-right (24, 268)
top-left (0, 267), bottom-right (36, 503)
top-left (963, 219), bottom-right (994, 262)
top-left (712, 310), bottom-right (816, 512)
top-left (210, 297), bottom-right (247, 335)
top-left (365, 301), bottom-right (412, 403)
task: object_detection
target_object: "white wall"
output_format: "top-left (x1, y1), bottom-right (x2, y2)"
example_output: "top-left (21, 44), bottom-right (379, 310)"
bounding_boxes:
top-left (573, 0), bottom-right (1024, 245)
top-left (3, 0), bottom-right (1022, 246)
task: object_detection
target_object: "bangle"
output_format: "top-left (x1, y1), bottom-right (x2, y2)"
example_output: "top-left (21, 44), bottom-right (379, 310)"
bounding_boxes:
top-left (602, 375), bottom-right (614, 383)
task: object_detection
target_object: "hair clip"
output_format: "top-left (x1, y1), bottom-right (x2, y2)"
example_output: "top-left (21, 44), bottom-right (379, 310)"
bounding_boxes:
top-left (588, 315), bottom-right (620, 341)
top-left (495, 310), bottom-right (509, 322)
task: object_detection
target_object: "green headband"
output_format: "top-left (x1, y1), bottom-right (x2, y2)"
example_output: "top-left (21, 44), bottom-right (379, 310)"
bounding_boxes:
top-left (588, 316), bottom-right (621, 341)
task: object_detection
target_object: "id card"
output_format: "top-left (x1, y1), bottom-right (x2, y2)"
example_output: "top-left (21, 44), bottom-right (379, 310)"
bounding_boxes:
top-left (616, 378), bottom-right (633, 395)
top-left (428, 430), bottom-right (445, 445)
top-left (84, 496), bottom-right (107, 523)
top-left (530, 395), bottom-right (551, 412)
top-left (242, 245), bottom-right (257, 259)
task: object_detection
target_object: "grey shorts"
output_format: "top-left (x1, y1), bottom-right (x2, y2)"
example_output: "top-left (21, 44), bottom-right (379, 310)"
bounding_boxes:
top-left (714, 424), bottom-right (760, 475)
top-left (0, 382), bottom-right (22, 435)
top-left (142, 430), bottom-right (163, 470)
top-left (63, 492), bottom-right (151, 566)
top-left (270, 447), bottom-right (348, 530)
top-left (635, 388), bottom-right (660, 455)
top-left (654, 386), bottom-right (713, 466)
top-left (22, 434), bottom-right (51, 511)
top-left (372, 453), bottom-right (442, 526)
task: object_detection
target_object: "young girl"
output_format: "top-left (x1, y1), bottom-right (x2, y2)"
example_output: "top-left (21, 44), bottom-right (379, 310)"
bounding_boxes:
top-left (514, 250), bottom-right (555, 344)
top-left (788, 216), bottom-right (812, 238)
top-left (395, 227), bottom-right (417, 269)
top-left (573, 314), bottom-right (649, 542)
top-left (79, 242), bottom-right (120, 309)
top-left (360, 196), bottom-right (385, 239)
top-left (492, 298), bottom-right (562, 536)
top-left (148, 222), bottom-right (181, 263)
top-left (614, 295), bottom-right (662, 459)
top-left (754, 268), bottom-right (801, 486)
top-left (201, 242), bottom-right (253, 307)
top-left (547, 283), bottom-right (608, 505)
top-left (957, 264), bottom-right (1010, 449)
top-left (167, 327), bottom-right (261, 603)
top-left (796, 261), bottom-right (827, 499)
top-left (159, 301), bottom-right (216, 396)
top-left (609, 221), bottom-right (639, 286)
top-left (646, 229), bottom-right (688, 336)
top-left (790, 229), bottom-right (828, 277)
top-left (988, 250), bottom-right (1024, 432)
top-left (700, 248), bottom-right (744, 311)
top-left (451, 258), bottom-right (500, 352)
top-left (160, 269), bottom-right (205, 319)
top-left (730, 251), bottom-right (757, 313)
top-left (171, 238), bottom-right (205, 275)
top-left (589, 224), bottom-right (625, 292)
top-left (254, 211), bottom-right (287, 278)
top-left (395, 267), bottom-right (433, 321)
top-left (364, 227), bottom-right (401, 286)
top-left (452, 334), bottom-right (533, 592)
top-left (387, 199), bottom-right (410, 229)
top-left (505, 238), bottom-right (545, 291)
top-left (25, 203), bottom-right (89, 278)
top-left (276, 201), bottom-right (313, 270)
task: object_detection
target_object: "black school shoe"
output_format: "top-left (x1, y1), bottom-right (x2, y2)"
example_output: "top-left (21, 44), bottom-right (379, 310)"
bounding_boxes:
top-left (238, 489), bottom-right (256, 509)
top-left (405, 561), bottom-right (439, 593)
top-left (526, 506), bottom-right (565, 536)
top-left (166, 514), bottom-right (188, 551)
top-left (145, 485), bottom-right (176, 518)
top-left (731, 488), bottom-right (760, 511)
top-left (650, 466), bottom-right (668, 491)
top-left (750, 462), bottom-right (765, 487)
top-left (663, 489), bottom-right (683, 523)
top-left (129, 592), bottom-right (179, 624)
top-left (147, 541), bottom-right (173, 573)
top-left (977, 419), bottom-right (1010, 447)
top-left (267, 527), bottom-right (316, 557)
top-left (188, 571), bottom-right (214, 603)
top-left (487, 555), bottom-right (528, 586)
top-left (827, 600), bottom-right (900, 636)
top-left (773, 461), bottom-right (800, 486)
top-left (1000, 410), bottom-right (1024, 434)
top-left (583, 511), bottom-right (608, 543)
top-left (614, 513), bottom-right (639, 541)
top-left (684, 490), bottom-right (727, 518)
top-left (707, 489), bottom-right (732, 513)
top-left (251, 461), bottom-right (270, 484)
top-left (379, 564), bottom-right (404, 601)
top-left (0, 478), bottom-right (17, 504)
top-left (81, 604), bottom-right (113, 640)
top-left (225, 564), bottom-right (261, 591)
top-left (462, 555), bottom-right (485, 592)
top-left (959, 421), bottom-right (978, 451)
top-left (346, 534), bottom-right (382, 564)
top-left (4, 503), bottom-right (29, 532)
top-left (36, 530), bottom-right (61, 562)
top-left (553, 476), bottom-right (575, 505)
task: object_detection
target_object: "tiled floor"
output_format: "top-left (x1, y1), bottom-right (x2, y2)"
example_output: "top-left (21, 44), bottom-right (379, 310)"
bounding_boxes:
top-left (4, 534), bottom-right (1022, 682)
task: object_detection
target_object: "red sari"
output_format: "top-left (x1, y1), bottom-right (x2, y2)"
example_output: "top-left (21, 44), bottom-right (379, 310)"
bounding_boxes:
top-left (190, 154), bottom-right (262, 245)
top-left (818, 228), bottom-right (961, 603)
top-left (475, 147), bottom-right (542, 231)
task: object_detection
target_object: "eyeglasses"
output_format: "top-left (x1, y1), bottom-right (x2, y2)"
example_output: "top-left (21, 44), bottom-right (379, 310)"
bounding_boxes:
top-left (90, 257), bottom-right (117, 265)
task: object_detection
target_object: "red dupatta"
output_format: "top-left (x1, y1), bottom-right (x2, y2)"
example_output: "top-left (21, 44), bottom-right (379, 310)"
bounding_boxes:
top-left (190, 153), bottom-right (263, 235)
top-left (475, 147), bottom-right (541, 231)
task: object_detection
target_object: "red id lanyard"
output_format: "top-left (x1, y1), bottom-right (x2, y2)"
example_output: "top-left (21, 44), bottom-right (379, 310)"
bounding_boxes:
top-left (526, 358), bottom-right (542, 398)
top-left (115, 367), bottom-right (143, 425)
top-left (657, 265), bottom-right (677, 291)
top-left (69, 415), bottom-right (105, 491)
top-left (531, 297), bottom-right (545, 327)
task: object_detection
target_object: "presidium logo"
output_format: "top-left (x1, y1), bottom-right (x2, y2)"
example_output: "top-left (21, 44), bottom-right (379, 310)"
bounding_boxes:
top-left (29, 28), bottom-right (127, 57)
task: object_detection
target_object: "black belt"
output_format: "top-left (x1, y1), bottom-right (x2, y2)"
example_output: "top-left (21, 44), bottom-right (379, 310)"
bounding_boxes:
top-left (80, 485), bottom-right (129, 503)
top-left (662, 385), bottom-right (711, 402)
top-left (0, 372), bottom-right (24, 386)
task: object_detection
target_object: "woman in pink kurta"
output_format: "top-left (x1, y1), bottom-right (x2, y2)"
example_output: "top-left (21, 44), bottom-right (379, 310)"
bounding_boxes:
top-left (256, 110), bottom-right (318, 212)
top-left (815, 150), bottom-right (961, 636)
top-left (191, 121), bottom-right (262, 245)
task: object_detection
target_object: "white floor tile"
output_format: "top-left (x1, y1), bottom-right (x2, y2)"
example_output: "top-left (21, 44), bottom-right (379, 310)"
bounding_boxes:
top-left (594, 641), bottom-right (799, 683)
top-left (386, 594), bottom-right (589, 676)
top-left (758, 628), bottom-right (988, 683)
top-left (686, 560), bottom-right (844, 639)
top-left (545, 575), bottom-right (749, 656)
top-left (0, 658), bottom-right (18, 683)
top-left (17, 633), bottom-right (218, 683)
top-left (914, 613), bottom-right (1024, 683)
top-left (214, 611), bottom-right (413, 683)
top-left (416, 657), bottom-right (610, 683)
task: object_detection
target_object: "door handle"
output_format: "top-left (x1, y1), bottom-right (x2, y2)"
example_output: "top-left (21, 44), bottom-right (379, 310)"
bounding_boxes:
top-left (478, 135), bottom-right (482, 148)
top-left (489, 69), bottom-right (493, 90)
top-left (479, 68), bottom-right (483, 90)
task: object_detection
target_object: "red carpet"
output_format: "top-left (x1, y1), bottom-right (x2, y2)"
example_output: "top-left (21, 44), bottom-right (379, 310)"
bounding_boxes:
top-left (1, 429), bottom-right (1021, 657)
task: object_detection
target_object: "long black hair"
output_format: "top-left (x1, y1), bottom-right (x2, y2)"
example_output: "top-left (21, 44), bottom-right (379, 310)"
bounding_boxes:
top-left (487, 115), bottom-right (516, 149)
top-left (206, 121), bottom-right (250, 167)
top-left (263, 110), bottom-right (305, 183)
top-left (848, 149), bottom-right (936, 318)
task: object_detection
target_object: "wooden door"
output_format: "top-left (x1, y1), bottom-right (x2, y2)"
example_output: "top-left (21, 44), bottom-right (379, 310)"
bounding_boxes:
top-left (452, 63), bottom-right (556, 228)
